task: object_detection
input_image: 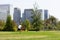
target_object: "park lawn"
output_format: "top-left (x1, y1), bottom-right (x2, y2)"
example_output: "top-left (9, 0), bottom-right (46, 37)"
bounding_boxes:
top-left (0, 31), bottom-right (60, 40)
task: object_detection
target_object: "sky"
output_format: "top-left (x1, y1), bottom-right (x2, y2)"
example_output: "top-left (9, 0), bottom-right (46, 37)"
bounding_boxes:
top-left (0, 0), bottom-right (60, 20)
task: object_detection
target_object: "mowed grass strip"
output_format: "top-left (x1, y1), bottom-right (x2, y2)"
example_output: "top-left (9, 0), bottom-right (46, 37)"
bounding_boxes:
top-left (0, 31), bottom-right (60, 40)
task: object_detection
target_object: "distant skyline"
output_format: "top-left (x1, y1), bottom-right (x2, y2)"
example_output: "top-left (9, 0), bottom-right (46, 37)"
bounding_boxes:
top-left (0, 0), bottom-right (60, 20)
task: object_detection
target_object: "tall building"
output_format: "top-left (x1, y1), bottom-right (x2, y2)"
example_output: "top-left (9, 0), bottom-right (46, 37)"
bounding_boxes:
top-left (22, 9), bottom-right (33, 22)
top-left (22, 13), bottom-right (25, 22)
top-left (38, 9), bottom-right (43, 20)
top-left (22, 9), bottom-right (43, 22)
top-left (13, 8), bottom-right (21, 26)
top-left (0, 4), bottom-right (10, 22)
top-left (44, 10), bottom-right (48, 20)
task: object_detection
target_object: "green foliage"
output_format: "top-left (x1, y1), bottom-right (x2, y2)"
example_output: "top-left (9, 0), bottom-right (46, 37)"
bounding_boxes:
top-left (39, 20), bottom-right (44, 30)
top-left (22, 19), bottom-right (31, 31)
top-left (0, 20), bottom-right (5, 31)
top-left (56, 21), bottom-right (60, 30)
top-left (11, 21), bottom-right (18, 31)
top-left (4, 15), bottom-right (12, 31)
top-left (3, 15), bottom-right (18, 31)
top-left (31, 4), bottom-right (42, 31)
top-left (3, 15), bottom-right (13, 31)
top-left (44, 16), bottom-right (57, 30)
top-left (49, 16), bottom-right (57, 30)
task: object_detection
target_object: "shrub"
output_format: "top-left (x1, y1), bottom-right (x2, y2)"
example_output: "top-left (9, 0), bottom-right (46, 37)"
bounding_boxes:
top-left (11, 21), bottom-right (18, 31)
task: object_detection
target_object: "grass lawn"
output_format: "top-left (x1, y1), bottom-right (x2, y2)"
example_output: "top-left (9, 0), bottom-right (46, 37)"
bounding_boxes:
top-left (0, 31), bottom-right (60, 40)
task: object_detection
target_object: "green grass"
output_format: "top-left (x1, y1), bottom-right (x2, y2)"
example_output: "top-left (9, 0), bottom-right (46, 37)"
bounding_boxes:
top-left (0, 31), bottom-right (60, 40)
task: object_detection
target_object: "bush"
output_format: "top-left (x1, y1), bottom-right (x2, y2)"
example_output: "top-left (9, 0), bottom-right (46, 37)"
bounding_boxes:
top-left (3, 15), bottom-right (18, 31)
top-left (0, 20), bottom-right (5, 31)
top-left (3, 15), bottom-right (12, 31)
top-left (21, 19), bottom-right (31, 31)
top-left (11, 21), bottom-right (18, 31)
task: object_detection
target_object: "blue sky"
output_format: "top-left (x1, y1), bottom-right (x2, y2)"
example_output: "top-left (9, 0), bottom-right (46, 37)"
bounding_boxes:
top-left (0, 0), bottom-right (60, 20)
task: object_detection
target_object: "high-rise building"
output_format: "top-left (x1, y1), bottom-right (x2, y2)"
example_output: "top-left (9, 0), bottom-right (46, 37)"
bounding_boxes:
top-left (13, 8), bottom-right (21, 26)
top-left (22, 9), bottom-right (43, 22)
top-left (44, 10), bottom-right (48, 20)
top-left (0, 4), bottom-right (10, 22)
top-left (37, 9), bottom-right (44, 20)
top-left (22, 9), bottom-right (33, 22)
top-left (22, 13), bottom-right (25, 22)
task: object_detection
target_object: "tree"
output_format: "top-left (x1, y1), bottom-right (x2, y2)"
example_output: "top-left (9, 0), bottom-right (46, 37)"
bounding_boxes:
top-left (56, 21), bottom-right (60, 30)
top-left (44, 16), bottom-right (57, 30)
top-left (44, 19), bottom-right (52, 30)
top-left (31, 3), bottom-right (42, 31)
top-left (3, 15), bottom-right (13, 31)
top-left (11, 20), bottom-right (18, 31)
top-left (22, 19), bottom-right (31, 31)
top-left (49, 16), bottom-right (57, 30)
top-left (0, 20), bottom-right (5, 31)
